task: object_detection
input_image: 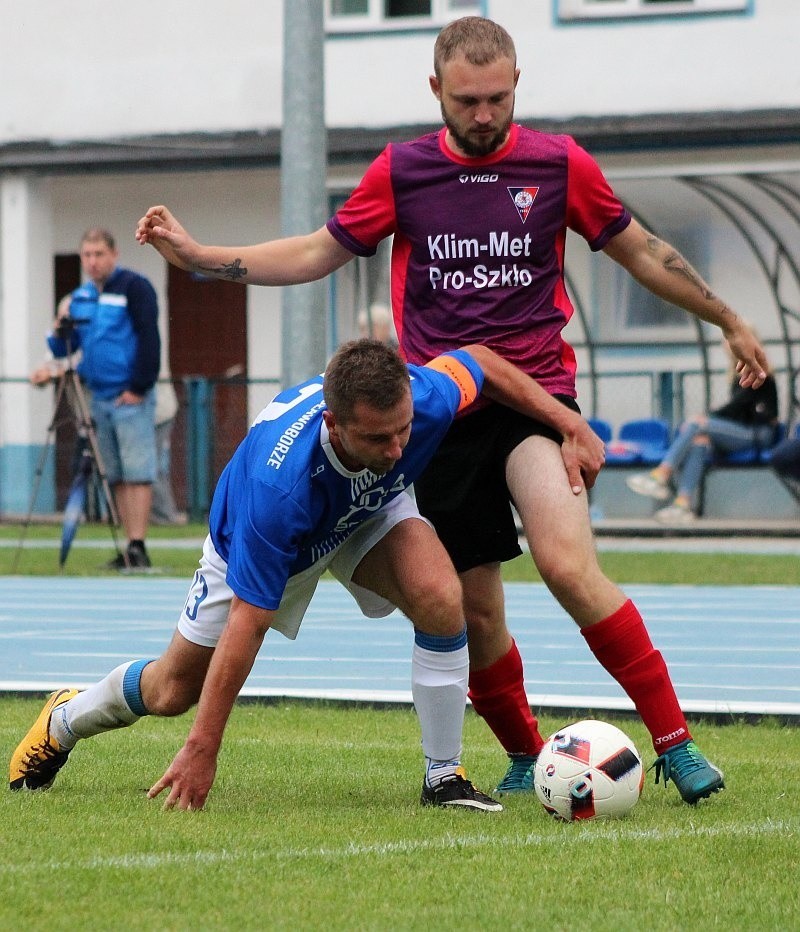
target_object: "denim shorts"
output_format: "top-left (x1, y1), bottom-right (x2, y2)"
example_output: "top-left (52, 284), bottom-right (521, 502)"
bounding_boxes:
top-left (91, 389), bottom-right (157, 485)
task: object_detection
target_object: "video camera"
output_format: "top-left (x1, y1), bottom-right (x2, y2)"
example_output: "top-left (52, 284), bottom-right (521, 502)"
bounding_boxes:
top-left (55, 316), bottom-right (90, 341)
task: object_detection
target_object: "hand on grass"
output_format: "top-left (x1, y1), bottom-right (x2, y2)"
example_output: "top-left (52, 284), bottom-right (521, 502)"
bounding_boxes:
top-left (147, 742), bottom-right (217, 811)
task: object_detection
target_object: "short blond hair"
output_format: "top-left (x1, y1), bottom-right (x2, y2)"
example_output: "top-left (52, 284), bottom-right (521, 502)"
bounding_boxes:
top-left (434, 16), bottom-right (516, 82)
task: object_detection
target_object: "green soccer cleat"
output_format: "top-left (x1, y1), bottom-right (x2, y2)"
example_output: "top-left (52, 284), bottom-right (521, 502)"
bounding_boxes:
top-left (9, 688), bottom-right (79, 791)
top-left (652, 739), bottom-right (725, 805)
top-left (495, 753), bottom-right (537, 795)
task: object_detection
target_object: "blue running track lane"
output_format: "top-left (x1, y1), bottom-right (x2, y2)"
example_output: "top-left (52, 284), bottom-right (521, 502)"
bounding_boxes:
top-left (1, 577), bottom-right (798, 718)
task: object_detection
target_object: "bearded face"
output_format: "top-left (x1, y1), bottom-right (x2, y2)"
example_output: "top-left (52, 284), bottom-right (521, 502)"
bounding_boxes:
top-left (433, 55), bottom-right (518, 159)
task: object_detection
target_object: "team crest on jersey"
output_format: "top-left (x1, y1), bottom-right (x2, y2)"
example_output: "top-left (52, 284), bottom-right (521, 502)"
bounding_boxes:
top-left (507, 186), bottom-right (539, 223)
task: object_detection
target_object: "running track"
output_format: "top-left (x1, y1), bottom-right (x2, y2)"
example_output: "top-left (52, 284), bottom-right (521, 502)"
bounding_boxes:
top-left (1, 577), bottom-right (798, 718)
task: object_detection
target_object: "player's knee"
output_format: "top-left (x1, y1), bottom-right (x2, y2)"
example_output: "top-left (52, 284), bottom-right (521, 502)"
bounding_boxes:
top-left (407, 571), bottom-right (464, 636)
top-left (536, 550), bottom-right (594, 601)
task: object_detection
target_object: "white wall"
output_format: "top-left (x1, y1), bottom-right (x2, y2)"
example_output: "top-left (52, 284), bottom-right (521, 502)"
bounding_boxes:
top-left (499, 0), bottom-right (800, 119)
top-left (327, 0), bottom-right (800, 126)
top-left (2, 1), bottom-right (797, 144)
top-left (1, 1), bottom-right (285, 143)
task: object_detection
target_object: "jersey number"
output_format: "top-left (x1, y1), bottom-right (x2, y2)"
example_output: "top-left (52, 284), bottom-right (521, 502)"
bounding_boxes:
top-left (184, 571), bottom-right (209, 621)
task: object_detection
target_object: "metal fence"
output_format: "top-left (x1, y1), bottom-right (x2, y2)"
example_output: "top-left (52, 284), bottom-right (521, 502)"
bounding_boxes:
top-left (1, 359), bottom-right (796, 523)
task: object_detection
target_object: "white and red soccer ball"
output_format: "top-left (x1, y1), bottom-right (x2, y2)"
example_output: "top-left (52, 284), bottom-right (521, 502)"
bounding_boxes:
top-left (534, 719), bottom-right (644, 821)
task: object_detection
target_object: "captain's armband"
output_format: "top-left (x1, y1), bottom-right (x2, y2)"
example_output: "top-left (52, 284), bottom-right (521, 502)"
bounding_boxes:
top-left (425, 354), bottom-right (480, 412)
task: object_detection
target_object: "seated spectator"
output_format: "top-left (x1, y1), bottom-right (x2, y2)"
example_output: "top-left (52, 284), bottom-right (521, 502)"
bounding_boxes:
top-left (770, 434), bottom-right (800, 501)
top-left (626, 366), bottom-right (779, 523)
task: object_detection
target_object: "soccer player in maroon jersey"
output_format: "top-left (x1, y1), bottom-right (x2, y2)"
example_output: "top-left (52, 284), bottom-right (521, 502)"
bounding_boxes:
top-left (136, 16), bottom-right (768, 805)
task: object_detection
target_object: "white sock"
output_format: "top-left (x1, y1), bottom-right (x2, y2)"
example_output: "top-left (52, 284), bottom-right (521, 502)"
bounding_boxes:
top-left (425, 758), bottom-right (461, 789)
top-left (412, 627), bottom-right (468, 781)
top-left (51, 660), bottom-right (153, 749)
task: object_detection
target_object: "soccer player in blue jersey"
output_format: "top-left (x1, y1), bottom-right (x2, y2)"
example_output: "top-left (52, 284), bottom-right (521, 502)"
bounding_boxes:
top-left (10, 339), bottom-right (603, 812)
top-left (132, 17), bottom-right (767, 804)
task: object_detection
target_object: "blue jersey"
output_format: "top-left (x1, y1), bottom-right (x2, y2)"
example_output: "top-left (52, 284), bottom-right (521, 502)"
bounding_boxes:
top-left (47, 267), bottom-right (161, 399)
top-left (208, 349), bottom-right (484, 610)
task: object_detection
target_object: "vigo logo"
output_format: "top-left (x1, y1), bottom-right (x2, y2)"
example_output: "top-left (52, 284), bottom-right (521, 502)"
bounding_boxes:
top-left (459, 173), bottom-right (499, 183)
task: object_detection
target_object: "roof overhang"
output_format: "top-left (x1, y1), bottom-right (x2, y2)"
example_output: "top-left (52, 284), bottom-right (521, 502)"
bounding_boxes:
top-left (2, 108), bottom-right (799, 175)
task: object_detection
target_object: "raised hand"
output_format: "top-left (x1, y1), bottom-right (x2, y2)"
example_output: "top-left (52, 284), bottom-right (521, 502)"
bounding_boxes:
top-left (135, 205), bottom-right (199, 272)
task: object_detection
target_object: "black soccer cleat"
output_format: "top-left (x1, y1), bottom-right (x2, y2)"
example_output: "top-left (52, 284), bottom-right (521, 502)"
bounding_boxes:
top-left (420, 769), bottom-right (503, 812)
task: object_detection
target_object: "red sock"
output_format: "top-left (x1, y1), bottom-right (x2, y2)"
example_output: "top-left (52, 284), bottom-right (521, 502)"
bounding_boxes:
top-left (581, 599), bottom-right (691, 753)
top-left (468, 640), bottom-right (545, 756)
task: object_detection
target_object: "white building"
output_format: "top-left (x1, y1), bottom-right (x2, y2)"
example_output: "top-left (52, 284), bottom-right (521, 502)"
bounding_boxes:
top-left (1, 0), bottom-right (798, 514)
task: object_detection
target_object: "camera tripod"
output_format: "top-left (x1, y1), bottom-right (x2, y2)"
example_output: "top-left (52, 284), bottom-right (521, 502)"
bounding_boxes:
top-left (13, 341), bottom-right (126, 572)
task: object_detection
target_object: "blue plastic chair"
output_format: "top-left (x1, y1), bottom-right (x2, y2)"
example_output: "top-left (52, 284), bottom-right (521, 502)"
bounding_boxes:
top-left (615, 418), bottom-right (671, 465)
top-left (713, 422), bottom-right (785, 465)
top-left (757, 422), bottom-right (787, 464)
top-left (587, 417), bottom-right (613, 443)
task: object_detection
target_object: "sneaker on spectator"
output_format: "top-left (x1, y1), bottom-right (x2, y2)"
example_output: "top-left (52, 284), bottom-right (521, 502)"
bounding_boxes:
top-left (626, 473), bottom-right (671, 501)
top-left (151, 511), bottom-right (188, 527)
top-left (106, 542), bottom-right (152, 571)
top-left (655, 502), bottom-right (695, 524)
top-left (106, 552), bottom-right (127, 570)
top-left (125, 542), bottom-right (151, 568)
top-left (652, 739), bottom-right (725, 804)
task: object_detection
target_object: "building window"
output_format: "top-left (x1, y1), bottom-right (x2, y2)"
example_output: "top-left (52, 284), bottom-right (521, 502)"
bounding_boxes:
top-left (326, 0), bottom-right (479, 32)
top-left (592, 225), bottom-right (707, 339)
top-left (557, 0), bottom-right (749, 22)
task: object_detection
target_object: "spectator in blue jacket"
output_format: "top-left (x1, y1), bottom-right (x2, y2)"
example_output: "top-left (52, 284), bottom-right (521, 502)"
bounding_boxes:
top-left (48, 228), bottom-right (161, 568)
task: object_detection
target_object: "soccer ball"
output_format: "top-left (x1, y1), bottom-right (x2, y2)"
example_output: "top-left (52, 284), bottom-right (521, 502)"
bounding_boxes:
top-left (534, 719), bottom-right (644, 821)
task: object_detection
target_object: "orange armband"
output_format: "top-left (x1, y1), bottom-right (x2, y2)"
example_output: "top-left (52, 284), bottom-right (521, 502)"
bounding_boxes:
top-left (425, 354), bottom-right (479, 412)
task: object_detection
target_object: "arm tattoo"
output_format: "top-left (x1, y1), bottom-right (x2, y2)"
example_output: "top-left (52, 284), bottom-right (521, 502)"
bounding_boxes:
top-left (663, 251), bottom-right (716, 300)
top-left (648, 235), bottom-right (716, 301)
top-left (198, 258), bottom-right (248, 281)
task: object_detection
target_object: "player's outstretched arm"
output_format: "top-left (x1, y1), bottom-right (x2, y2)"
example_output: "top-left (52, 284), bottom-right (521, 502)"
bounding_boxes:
top-left (136, 205), bottom-right (354, 286)
top-left (603, 219), bottom-right (769, 387)
top-left (147, 597), bottom-right (274, 811)
top-left (462, 345), bottom-right (605, 493)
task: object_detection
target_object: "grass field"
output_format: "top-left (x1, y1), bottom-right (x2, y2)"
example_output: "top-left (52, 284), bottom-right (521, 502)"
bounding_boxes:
top-left (2, 702), bottom-right (798, 930)
top-left (2, 521), bottom-right (799, 929)
top-left (2, 520), bottom-right (799, 584)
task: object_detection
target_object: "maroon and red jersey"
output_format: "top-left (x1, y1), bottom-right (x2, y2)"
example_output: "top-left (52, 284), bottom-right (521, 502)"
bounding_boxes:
top-left (327, 123), bottom-right (630, 399)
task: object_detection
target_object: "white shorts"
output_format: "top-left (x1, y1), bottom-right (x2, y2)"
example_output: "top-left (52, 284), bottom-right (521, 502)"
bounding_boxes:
top-left (177, 491), bottom-right (428, 645)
